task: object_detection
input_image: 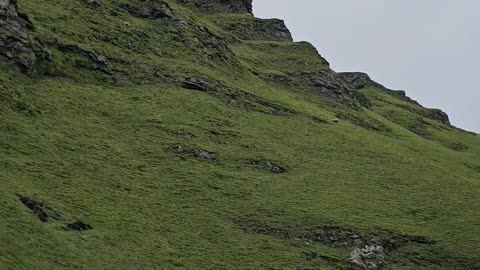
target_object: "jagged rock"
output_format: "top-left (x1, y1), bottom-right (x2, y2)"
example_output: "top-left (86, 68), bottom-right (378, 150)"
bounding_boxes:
top-left (339, 72), bottom-right (451, 125)
top-left (339, 72), bottom-right (409, 98)
top-left (0, 0), bottom-right (45, 73)
top-left (56, 44), bottom-right (112, 74)
top-left (178, 0), bottom-right (252, 14)
top-left (182, 77), bottom-right (214, 91)
top-left (304, 225), bottom-right (432, 269)
top-left (338, 72), bottom-right (387, 90)
top-left (350, 245), bottom-right (387, 269)
top-left (428, 109), bottom-right (450, 125)
top-left (220, 18), bottom-right (293, 41)
top-left (303, 70), bottom-right (371, 108)
top-left (122, 0), bottom-right (173, 19)
top-left (221, 0), bottom-right (253, 14)
top-left (173, 18), bottom-right (238, 64)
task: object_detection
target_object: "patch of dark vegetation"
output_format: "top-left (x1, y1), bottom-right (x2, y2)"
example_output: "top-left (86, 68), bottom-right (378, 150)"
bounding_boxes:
top-left (55, 44), bottom-right (112, 75)
top-left (448, 141), bottom-right (469, 151)
top-left (336, 112), bottom-right (391, 133)
top-left (170, 144), bottom-right (217, 161)
top-left (310, 116), bottom-right (329, 124)
top-left (12, 100), bottom-right (41, 116)
top-left (180, 76), bottom-right (295, 116)
top-left (80, 0), bottom-right (102, 10)
top-left (18, 195), bottom-right (60, 222)
top-left (464, 163), bottom-right (480, 174)
top-left (303, 251), bottom-right (344, 265)
top-left (235, 218), bottom-right (290, 239)
top-left (122, 0), bottom-right (173, 19)
top-left (32, 41), bottom-right (114, 79)
top-left (408, 118), bottom-right (433, 137)
top-left (67, 220), bottom-right (93, 232)
top-left (249, 159), bottom-right (287, 174)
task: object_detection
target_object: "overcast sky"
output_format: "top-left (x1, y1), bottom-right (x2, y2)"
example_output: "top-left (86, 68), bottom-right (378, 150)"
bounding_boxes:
top-left (254, 0), bottom-right (479, 133)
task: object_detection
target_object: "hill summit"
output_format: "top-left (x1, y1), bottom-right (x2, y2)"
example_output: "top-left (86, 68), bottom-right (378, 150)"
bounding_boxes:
top-left (1, 0), bottom-right (479, 269)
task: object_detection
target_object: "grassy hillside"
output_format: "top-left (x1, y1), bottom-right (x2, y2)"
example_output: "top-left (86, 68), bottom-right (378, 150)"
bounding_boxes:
top-left (1, 0), bottom-right (479, 269)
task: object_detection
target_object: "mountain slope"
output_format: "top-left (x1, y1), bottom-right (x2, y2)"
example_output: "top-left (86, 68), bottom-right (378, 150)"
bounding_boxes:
top-left (1, 0), bottom-right (479, 269)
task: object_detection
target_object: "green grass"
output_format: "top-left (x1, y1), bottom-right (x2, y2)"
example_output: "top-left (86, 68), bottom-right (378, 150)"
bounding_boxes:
top-left (0, 0), bottom-right (479, 269)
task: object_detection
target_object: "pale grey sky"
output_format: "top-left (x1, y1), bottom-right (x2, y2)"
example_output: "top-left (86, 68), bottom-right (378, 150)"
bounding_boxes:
top-left (254, 0), bottom-right (479, 133)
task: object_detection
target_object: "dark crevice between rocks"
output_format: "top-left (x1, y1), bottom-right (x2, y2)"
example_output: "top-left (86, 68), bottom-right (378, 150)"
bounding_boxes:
top-left (170, 144), bottom-right (217, 161)
top-left (180, 77), bottom-right (295, 116)
top-left (18, 195), bottom-right (60, 222)
top-left (249, 159), bottom-right (287, 174)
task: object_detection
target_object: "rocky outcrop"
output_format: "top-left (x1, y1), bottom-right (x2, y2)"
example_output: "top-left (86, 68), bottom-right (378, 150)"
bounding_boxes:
top-left (299, 70), bottom-right (371, 109)
top-left (339, 72), bottom-right (450, 125)
top-left (0, 0), bottom-right (45, 73)
top-left (220, 18), bottom-right (292, 42)
top-left (177, 0), bottom-right (252, 14)
top-left (123, 0), bottom-right (173, 19)
top-left (222, 0), bottom-right (252, 14)
top-left (339, 72), bottom-right (411, 100)
top-left (338, 72), bottom-right (386, 90)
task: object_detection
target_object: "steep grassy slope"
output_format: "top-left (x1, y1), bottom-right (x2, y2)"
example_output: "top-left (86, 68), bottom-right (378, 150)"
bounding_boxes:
top-left (1, 0), bottom-right (479, 269)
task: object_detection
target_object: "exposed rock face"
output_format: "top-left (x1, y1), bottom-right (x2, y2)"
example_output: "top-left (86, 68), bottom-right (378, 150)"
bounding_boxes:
top-left (123, 0), bottom-right (173, 19)
top-left (339, 72), bottom-right (450, 124)
top-left (338, 72), bottom-right (386, 90)
top-left (223, 0), bottom-right (252, 13)
top-left (221, 18), bottom-right (293, 41)
top-left (339, 72), bottom-right (407, 98)
top-left (428, 109), bottom-right (450, 125)
top-left (0, 0), bottom-right (42, 73)
top-left (182, 77), bottom-right (214, 92)
top-left (177, 0), bottom-right (253, 14)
